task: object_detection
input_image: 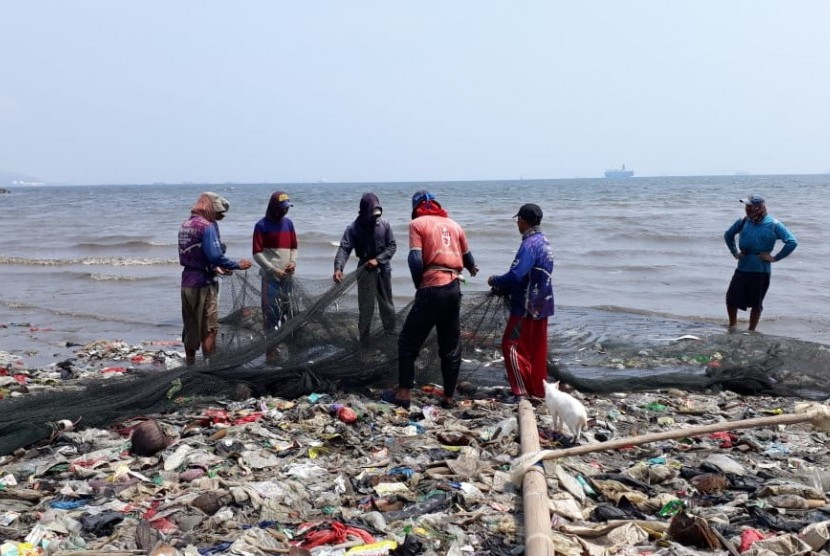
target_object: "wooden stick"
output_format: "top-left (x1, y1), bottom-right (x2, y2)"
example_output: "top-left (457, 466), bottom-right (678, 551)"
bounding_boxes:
top-left (518, 399), bottom-right (555, 556)
top-left (0, 488), bottom-right (42, 502)
top-left (512, 405), bottom-right (830, 485)
top-left (710, 526), bottom-right (741, 556)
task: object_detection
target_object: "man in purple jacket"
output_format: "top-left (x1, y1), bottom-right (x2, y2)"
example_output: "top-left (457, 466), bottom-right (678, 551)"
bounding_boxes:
top-left (179, 192), bottom-right (252, 365)
top-left (487, 203), bottom-right (554, 398)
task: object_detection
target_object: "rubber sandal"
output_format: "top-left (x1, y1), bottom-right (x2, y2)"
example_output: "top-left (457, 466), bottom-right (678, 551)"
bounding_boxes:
top-left (380, 389), bottom-right (411, 409)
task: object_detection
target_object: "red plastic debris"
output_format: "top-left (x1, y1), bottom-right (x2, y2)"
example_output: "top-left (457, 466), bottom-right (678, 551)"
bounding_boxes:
top-left (709, 431), bottom-right (736, 449)
top-left (201, 409), bottom-right (230, 424)
top-left (739, 528), bottom-right (767, 552)
top-left (300, 521), bottom-right (375, 549)
top-left (232, 413), bottom-right (264, 425)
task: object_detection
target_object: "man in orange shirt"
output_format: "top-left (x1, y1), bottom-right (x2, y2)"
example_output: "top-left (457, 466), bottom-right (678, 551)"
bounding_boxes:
top-left (382, 191), bottom-right (478, 409)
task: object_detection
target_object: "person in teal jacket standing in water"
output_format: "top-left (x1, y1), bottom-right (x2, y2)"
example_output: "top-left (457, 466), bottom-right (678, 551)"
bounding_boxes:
top-left (724, 194), bottom-right (798, 331)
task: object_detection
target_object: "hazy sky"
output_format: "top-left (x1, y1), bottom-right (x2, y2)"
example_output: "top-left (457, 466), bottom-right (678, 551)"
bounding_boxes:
top-left (2, 1), bottom-right (829, 184)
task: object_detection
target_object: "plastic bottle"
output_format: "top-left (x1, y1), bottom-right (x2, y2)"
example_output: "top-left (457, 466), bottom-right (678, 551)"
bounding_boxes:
top-left (575, 475), bottom-right (597, 497)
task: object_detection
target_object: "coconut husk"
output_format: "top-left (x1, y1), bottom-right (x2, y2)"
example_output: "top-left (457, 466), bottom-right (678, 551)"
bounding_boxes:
top-left (191, 491), bottom-right (231, 515)
top-left (129, 419), bottom-right (169, 457)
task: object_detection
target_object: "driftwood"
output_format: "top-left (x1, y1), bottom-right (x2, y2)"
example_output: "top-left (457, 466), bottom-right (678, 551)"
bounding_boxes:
top-left (0, 487), bottom-right (43, 502)
top-left (511, 402), bottom-right (830, 485)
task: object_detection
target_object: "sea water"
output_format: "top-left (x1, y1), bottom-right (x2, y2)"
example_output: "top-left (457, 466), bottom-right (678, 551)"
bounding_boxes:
top-left (0, 174), bottom-right (827, 365)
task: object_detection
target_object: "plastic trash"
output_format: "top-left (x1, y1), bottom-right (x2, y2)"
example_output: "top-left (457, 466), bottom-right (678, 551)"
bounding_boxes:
top-left (0, 541), bottom-right (40, 556)
top-left (763, 442), bottom-right (790, 458)
top-left (739, 528), bottom-right (767, 552)
top-left (330, 404), bottom-right (358, 424)
top-left (345, 540), bottom-right (398, 555)
top-left (658, 499), bottom-right (685, 517)
top-left (575, 475), bottom-right (597, 497)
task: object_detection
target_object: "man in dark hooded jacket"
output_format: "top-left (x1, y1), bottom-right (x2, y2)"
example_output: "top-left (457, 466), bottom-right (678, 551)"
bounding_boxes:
top-left (333, 193), bottom-right (397, 344)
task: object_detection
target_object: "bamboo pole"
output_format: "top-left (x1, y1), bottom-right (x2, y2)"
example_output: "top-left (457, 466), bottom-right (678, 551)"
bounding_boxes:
top-left (512, 404), bottom-right (830, 485)
top-left (518, 399), bottom-right (555, 556)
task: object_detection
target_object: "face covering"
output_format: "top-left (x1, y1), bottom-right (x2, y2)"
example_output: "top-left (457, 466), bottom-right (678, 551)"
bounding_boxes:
top-left (746, 203), bottom-right (767, 223)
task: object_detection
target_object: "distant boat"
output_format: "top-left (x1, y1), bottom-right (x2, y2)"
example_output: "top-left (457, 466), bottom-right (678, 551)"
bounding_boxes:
top-left (11, 180), bottom-right (46, 186)
top-left (604, 165), bottom-right (634, 179)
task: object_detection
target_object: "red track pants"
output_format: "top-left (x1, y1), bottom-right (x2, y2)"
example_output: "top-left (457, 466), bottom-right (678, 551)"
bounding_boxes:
top-left (502, 315), bottom-right (548, 398)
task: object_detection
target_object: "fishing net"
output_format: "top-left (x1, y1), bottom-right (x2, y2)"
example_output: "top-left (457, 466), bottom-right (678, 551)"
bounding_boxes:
top-left (2, 269), bottom-right (829, 456)
top-left (0, 268), bottom-right (510, 455)
top-left (548, 307), bottom-right (830, 400)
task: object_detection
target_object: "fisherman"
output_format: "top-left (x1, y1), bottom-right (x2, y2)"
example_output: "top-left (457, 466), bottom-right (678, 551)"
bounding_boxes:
top-left (333, 192), bottom-right (397, 345)
top-left (178, 192), bottom-right (252, 365)
top-left (724, 194), bottom-right (797, 331)
top-left (487, 203), bottom-right (554, 399)
top-left (382, 190), bottom-right (478, 409)
top-left (253, 191), bottom-right (298, 364)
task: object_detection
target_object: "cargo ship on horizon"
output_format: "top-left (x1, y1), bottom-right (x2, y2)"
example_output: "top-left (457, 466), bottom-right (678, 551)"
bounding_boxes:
top-left (604, 164), bottom-right (634, 178)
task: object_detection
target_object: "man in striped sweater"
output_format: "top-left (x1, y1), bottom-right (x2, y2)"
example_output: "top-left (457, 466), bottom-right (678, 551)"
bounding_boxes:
top-left (252, 190), bottom-right (298, 364)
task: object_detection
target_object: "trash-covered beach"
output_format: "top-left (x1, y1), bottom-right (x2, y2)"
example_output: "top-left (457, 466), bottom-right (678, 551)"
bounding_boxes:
top-left (3, 324), bottom-right (830, 556)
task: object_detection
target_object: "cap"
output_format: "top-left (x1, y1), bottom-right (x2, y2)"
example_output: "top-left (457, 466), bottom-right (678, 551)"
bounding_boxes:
top-left (412, 190), bottom-right (436, 210)
top-left (740, 194), bottom-right (765, 206)
top-left (514, 203), bottom-right (543, 225)
top-left (274, 191), bottom-right (293, 209)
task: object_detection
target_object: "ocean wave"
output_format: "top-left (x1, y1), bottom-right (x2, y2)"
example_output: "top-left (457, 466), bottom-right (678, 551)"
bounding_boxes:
top-left (82, 257), bottom-right (178, 267)
top-left (0, 256), bottom-right (177, 266)
top-left (301, 231), bottom-right (341, 242)
top-left (0, 298), bottom-right (172, 328)
top-left (76, 240), bottom-right (174, 249)
top-left (89, 273), bottom-right (145, 282)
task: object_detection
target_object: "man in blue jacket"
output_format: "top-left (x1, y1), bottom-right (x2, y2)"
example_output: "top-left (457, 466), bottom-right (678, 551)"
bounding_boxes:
top-left (488, 203), bottom-right (554, 398)
top-left (333, 193), bottom-right (397, 345)
top-left (724, 194), bottom-right (798, 331)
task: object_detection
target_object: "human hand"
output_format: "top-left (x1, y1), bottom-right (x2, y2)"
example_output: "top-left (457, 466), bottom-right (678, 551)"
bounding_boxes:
top-left (333, 270), bottom-right (343, 283)
top-left (759, 252), bottom-right (776, 262)
top-left (285, 262), bottom-right (296, 274)
top-left (216, 267), bottom-right (233, 276)
top-left (364, 259), bottom-right (379, 270)
top-left (469, 265), bottom-right (479, 277)
top-left (487, 275), bottom-right (494, 286)
top-left (238, 259), bottom-right (252, 270)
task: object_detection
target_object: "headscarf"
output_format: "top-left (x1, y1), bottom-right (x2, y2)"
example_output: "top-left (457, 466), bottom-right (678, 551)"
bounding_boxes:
top-left (191, 193), bottom-right (219, 222)
top-left (411, 190), bottom-right (448, 219)
top-left (266, 191), bottom-right (292, 221)
top-left (746, 202), bottom-right (767, 223)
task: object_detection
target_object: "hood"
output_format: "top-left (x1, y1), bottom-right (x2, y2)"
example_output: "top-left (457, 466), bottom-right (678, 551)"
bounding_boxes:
top-left (358, 192), bottom-right (382, 224)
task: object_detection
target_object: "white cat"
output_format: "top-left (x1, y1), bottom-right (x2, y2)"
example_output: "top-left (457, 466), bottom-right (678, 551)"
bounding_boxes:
top-left (543, 379), bottom-right (588, 443)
